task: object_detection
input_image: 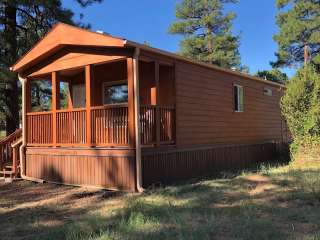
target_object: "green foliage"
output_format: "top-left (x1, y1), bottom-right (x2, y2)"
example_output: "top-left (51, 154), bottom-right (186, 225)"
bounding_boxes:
top-left (169, 0), bottom-right (241, 69)
top-left (272, 0), bottom-right (320, 69)
top-left (255, 68), bottom-right (289, 84)
top-left (281, 64), bottom-right (320, 153)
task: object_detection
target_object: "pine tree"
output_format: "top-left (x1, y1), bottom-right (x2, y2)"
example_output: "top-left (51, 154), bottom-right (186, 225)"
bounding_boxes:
top-left (255, 69), bottom-right (289, 84)
top-left (169, 0), bottom-right (241, 69)
top-left (0, 0), bottom-right (102, 134)
top-left (272, 0), bottom-right (320, 70)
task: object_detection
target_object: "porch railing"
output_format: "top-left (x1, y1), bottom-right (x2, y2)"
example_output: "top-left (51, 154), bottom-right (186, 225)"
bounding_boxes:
top-left (140, 105), bottom-right (156, 145)
top-left (159, 106), bottom-right (175, 144)
top-left (91, 105), bottom-right (129, 146)
top-left (140, 105), bottom-right (175, 145)
top-left (27, 112), bottom-right (53, 145)
top-left (26, 105), bottom-right (175, 147)
top-left (57, 108), bottom-right (86, 145)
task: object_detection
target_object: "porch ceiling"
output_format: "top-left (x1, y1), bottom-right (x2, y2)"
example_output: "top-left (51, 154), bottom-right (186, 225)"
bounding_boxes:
top-left (11, 22), bottom-right (127, 73)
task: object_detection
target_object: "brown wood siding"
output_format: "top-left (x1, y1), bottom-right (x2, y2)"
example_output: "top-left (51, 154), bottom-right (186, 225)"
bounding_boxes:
top-left (159, 65), bottom-right (175, 106)
top-left (25, 147), bottom-right (136, 191)
top-left (175, 61), bottom-right (284, 147)
top-left (142, 142), bottom-right (284, 186)
top-left (139, 61), bottom-right (155, 105)
top-left (93, 61), bottom-right (127, 106)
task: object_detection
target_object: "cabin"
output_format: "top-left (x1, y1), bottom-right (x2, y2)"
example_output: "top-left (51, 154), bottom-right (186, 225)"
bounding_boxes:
top-left (1, 23), bottom-right (289, 191)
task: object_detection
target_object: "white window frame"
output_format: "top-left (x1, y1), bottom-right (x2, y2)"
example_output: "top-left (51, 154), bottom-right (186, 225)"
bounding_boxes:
top-left (102, 80), bottom-right (128, 105)
top-left (234, 84), bottom-right (244, 112)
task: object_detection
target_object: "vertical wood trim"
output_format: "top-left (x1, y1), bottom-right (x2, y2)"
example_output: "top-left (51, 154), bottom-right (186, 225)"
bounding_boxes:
top-left (52, 72), bottom-right (59, 146)
top-left (133, 50), bottom-right (142, 191)
top-left (173, 62), bottom-right (177, 144)
top-left (155, 61), bottom-right (160, 146)
top-left (25, 79), bottom-right (31, 113)
top-left (85, 65), bottom-right (92, 146)
top-left (127, 58), bottom-right (135, 148)
top-left (25, 79), bottom-right (30, 144)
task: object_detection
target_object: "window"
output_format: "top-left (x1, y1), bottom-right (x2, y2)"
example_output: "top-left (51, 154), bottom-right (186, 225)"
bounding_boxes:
top-left (234, 84), bottom-right (244, 112)
top-left (103, 80), bottom-right (128, 105)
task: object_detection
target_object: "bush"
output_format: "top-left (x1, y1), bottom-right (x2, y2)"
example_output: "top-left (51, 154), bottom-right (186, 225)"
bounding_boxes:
top-left (281, 65), bottom-right (320, 155)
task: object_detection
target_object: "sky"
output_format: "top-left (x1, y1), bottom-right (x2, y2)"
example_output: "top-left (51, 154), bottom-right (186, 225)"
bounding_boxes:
top-left (62, 0), bottom-right (296, 77)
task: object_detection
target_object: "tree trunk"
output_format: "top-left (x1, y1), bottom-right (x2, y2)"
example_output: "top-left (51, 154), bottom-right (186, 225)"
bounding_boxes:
top-left (4, 1), bottom-right (20, 134)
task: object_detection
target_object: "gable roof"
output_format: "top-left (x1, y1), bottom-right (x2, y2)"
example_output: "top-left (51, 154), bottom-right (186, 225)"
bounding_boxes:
top-left (12, 23), bottom-right (285, 88)
top-left (11, 23), bottom-right (126, 72)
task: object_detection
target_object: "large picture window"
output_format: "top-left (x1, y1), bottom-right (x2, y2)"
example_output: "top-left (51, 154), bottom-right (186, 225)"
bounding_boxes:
top-left (103, 80), bottom-right (128, 105)
top-left (234, 84), bottom-right (244, 112)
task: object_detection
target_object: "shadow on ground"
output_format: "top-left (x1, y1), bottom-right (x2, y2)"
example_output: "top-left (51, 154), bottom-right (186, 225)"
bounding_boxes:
top-left (0, 159), bottom-right (319, 240)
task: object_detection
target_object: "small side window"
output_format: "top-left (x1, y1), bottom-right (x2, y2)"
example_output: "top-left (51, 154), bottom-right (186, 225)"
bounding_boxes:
top-left (234, 84), bottom-right (244, 112)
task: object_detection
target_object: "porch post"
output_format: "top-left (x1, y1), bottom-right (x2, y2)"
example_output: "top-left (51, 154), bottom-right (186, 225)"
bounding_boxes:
top-left (85, 65), bottom-right (93, 146)
top-left (127, 58), bottom-right (135, 148)
top-left (155, 61), bottom-right (161, 146)
top-left (52, 71), bottom-right (60, 146)
top-left (25, 79), bottom-right (31, 114)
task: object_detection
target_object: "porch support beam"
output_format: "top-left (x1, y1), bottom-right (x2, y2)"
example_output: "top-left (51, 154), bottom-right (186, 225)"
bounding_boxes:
top-left (85, 65), bottom-right (93, 146)
top-left (25, 79), bottom-right (31, 114)
top-left (24, 79), bottom-right (31, 145)
top-left (154, 61), bottom-right (161, 146)
top-left (127, 58), bottom-right (135, 148)
top-left (52, 71), bottom-right (60, 146)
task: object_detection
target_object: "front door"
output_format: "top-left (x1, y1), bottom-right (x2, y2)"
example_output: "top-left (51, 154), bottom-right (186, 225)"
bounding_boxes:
top-left (72, 84), bottom-right (86, 108)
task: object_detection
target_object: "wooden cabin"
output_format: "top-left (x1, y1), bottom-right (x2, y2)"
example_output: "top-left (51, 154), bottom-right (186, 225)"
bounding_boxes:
top-left (7, 23), bottom-right (288, 191)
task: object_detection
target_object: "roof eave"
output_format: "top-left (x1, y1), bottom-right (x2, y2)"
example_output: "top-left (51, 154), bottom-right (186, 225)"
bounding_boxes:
top-left (125, 41), bottom-right (286, 89)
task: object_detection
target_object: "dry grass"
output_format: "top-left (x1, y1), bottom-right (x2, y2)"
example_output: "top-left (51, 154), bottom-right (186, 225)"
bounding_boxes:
top-left (0, 157), bottom-right (320, 240)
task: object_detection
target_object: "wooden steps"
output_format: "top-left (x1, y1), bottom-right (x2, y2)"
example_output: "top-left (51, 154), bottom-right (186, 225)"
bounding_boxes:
top-left (0, 164), bottom-right (16, 183)
top-left (0, 129), bottom-right (23, 183)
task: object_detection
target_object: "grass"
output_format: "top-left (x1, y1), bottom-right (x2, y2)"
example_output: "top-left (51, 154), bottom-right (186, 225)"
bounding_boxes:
top-left (0, 156), bottom-right (320, 240)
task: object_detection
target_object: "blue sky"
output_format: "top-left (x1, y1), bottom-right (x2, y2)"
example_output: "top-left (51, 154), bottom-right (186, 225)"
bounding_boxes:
top-left (62, 0), bottom-right (296, 77)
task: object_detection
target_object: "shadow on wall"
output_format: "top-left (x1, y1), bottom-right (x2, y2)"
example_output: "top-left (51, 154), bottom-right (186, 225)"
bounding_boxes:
top-left (31, 151), bottom-right (136, 191)
top-left (94, 149), bottom-right (136, 191)
top-left (40, 165), bottom-right (63, 183)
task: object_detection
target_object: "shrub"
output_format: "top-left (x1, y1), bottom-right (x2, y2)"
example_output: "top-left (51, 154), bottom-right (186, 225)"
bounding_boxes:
top-left (281, 65), bottom-right (320, 155)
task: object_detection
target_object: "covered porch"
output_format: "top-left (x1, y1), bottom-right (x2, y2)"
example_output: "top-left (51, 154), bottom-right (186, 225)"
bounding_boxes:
top-left (25, 56), bottom-right (175, 148)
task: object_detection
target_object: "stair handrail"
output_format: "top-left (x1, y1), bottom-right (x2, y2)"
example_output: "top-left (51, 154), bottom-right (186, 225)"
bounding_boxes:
top-left (0, 129), bottom-right (22, 170)
top-left (0, 129), bottom-right (22, 145)
top-left (11, 137), bottom-right (23, 177)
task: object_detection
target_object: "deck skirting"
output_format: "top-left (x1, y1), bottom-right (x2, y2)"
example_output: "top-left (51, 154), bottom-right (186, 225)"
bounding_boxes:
top-left (25, 142), bottom-right (286, 191)
top-left (141, 142), bottom-right (286, 187)
top-left (25, 147), bottom-right (136, 191)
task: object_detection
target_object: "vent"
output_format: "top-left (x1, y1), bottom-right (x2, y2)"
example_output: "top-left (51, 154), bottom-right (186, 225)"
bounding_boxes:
top-left (263, 87), bottom-right (273, 96)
